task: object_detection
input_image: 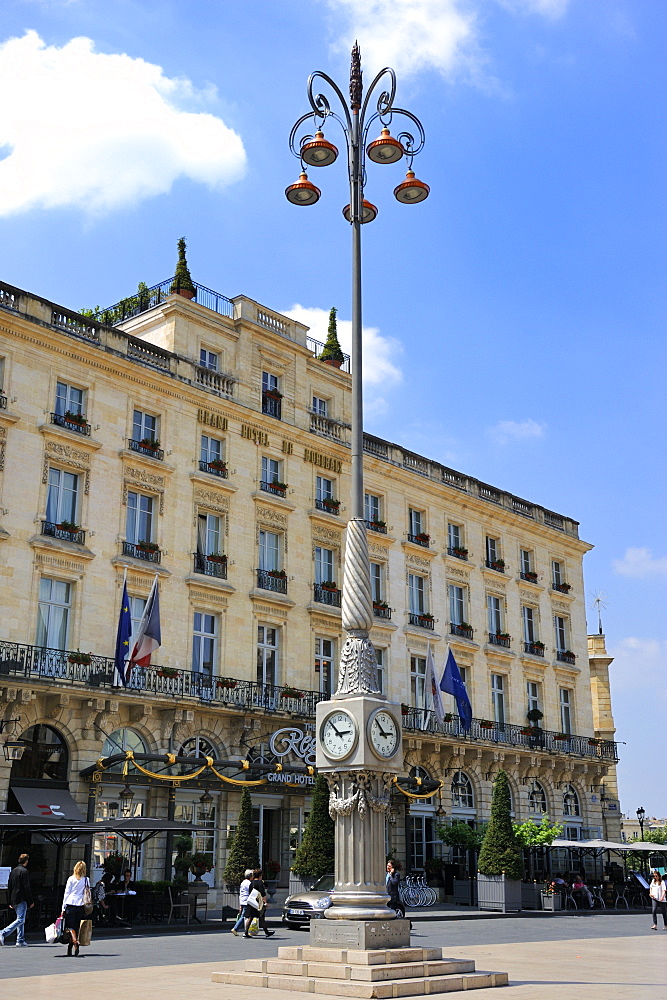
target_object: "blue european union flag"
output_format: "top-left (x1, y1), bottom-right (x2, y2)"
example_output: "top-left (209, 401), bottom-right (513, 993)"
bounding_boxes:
top-left (114, 580), bottom-right (133, 686)
top-left (440, 648), bottom-right (472, 732)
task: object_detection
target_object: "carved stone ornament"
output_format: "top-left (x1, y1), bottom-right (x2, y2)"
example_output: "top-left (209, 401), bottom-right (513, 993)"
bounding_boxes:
top-left (194, 487), bottom-right (229, 514)
top-left (406, 553), bottom-right (430, 568)
top-left (255, 506), bottom-right (287, 528)
top-left (122, 467), bottom-right (166, 514)
top-left (43, 441), bottom-right (91, 494)
top-left (336, 632), bottom-right (380, 695)
top-left (326, 771), bottom-right (394, 819)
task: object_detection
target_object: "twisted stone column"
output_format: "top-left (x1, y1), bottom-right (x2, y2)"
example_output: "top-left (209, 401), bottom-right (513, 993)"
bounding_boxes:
top-left (336, 518), bottom-right (381, 696)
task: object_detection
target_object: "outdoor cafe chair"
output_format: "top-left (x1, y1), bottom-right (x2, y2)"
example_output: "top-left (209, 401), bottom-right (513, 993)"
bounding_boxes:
top-left (167, 886), bottom-right (190, 924)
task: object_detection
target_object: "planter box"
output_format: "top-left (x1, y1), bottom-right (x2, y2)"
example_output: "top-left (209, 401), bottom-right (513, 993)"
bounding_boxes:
top-left (521, 882), bottom-right (543, 910)
top-left (477, 873), bottom-right (522, 912)
top-left (453, 878), bottom-right (477, 906)
top-left (289, 875), bottom-right (315, 895)
top-left (541, 892), bottom-right (562, 911)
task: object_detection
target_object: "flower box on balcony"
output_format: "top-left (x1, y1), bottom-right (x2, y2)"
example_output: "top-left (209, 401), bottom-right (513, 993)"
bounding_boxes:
top-left (137, 540), bottom-right (160, 552)
top-left (63, 410), bottom-right (89, 427)
top-left (479, 720), bottom-right (495, 729)
top-left (490, 560), bottom-right (505, 571)
top-left (588, 738), bottom-right (602, 746)
top-left (520, 727), bottom-right (535, 736)
top-left (264, 390), bottom-right (283, 400)
top-left (444, 713), bottom-right (455, 723)
top-left (530, 641), bottom-right (545, 650)
top-left (321, 498), bottom-right (340, 511)
top-left (522, 572), bottom-right (538, 583)
top-left (280, 687), bottom-right (304, 700)
top-left (401, 704), bottom-right (409, 716)
top-left (207, 460), bottom-right (227, 472)
top-left (216, 677), bottom-right (237, 689)
top-left (140, 437), bottom-right (161, 451)
top-left (452, 547), bottom-right (468, 557)
top-left (320, 581), bottom-right (338, 591)
top-left (553, 733), bottom-right (570, 741)
top-left (157, 668), bottom-right (180, 679)
top-left (373, 601), bottom-right (390, 610)
top-left (206, 553), bottom-right (226, 564)
top-left (553, 582), bottom-right (571, 593)
top-left (418, 613), bottom-right (434, 622)
top-left (67, 651), bottom-right (92, 665)
top-left (371, 518), bottom-right (386, 528)
top-left (57, 521), bottom-right (81, 533)
top-left (270, 480), bottom-right (287, 492)
top-left (415, 533), bottom-right (430, 544)
top-left (267, 569), bottom-right (287, 579)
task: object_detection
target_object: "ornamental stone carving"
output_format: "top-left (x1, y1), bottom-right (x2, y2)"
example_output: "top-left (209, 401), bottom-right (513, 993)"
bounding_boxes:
top-left (325, 771), bottom-right (394, 819)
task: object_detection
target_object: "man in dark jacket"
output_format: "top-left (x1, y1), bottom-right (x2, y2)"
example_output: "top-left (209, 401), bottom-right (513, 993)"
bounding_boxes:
top-left (1, 854), bottom-right (34, 947)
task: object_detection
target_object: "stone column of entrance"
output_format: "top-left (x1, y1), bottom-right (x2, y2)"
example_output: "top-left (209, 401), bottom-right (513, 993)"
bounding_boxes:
top-left (314, 518), bottom-right (409, 949)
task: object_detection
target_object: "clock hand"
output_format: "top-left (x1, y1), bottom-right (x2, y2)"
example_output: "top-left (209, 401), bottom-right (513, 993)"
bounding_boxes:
top-left (330, 723), bottom-right (343, 737)
top-left (377, 725), bottom-right (391, 738)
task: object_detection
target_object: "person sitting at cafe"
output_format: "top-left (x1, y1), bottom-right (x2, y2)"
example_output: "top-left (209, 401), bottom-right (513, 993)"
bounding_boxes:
top-left (109, 869), bottom-right (137, 924)
top-left (571, 876), bottom-right (594, 908)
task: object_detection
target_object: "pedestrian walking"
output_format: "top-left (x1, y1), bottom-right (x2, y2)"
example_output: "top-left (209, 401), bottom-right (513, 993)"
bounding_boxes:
top-left (61, 860), bottom-right (90, 957)
top-left (249, 869), bottom-right (275, 938)
top-left (0, 854), bottom-right (34, 947)
top-left (230, 869), bottom-right (254, 936)
top-left (386, 860), bottom-right (404, 918)
top-left (649, 871), bottom-right (667, 930)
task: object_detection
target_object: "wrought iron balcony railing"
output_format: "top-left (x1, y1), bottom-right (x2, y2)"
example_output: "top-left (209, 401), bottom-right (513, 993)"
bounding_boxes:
top-left (407, 533), bottom-right (429, 547)
top-left (556, 650), bottom-right (577, 664)
top-left (262, 393), bottom-right (282, 420)
top-left (486, 559), bottom-right (505, 573)
top-left (41, 520), bottom-right (86, 545)
top-left (193, 552), bottom-right (227, 579)
top-left (450, 623), bottom-right (474, 640)
top-left (260, 480), bottom-right (287, 497)
top-left (524, 642), bottom-right (545, 657)
top-left (0, 641), bottom-right (619, 760)
top-left (552, 582), bottom-right (572, 594)
top-left (409, 613), bottom-right (434, 630)
top-left (51, 412), bottom-right (91, 435)
top-left (520, 571), bottom-right (538, 583)
top-left (199, 459), bottom-right (228, 478)
top-left (366, 519), bottom-right (387, 534)
top-left (400, 706), bottom-right (619, 761)
top-left (128, 438), bottom-right (164, 461)
top-left (447, 547), bottom-right (468, 560)
top-left (0, 641), bottom-right (322, 718)
top-left (123, 541), bottom-right (161, 563)
top-left (373, 604), bottom-right (392, 620)
top-left (257, 569), bottom-right (287, 593)
top-left (489, 633), bottom-right (511, 648)
top-left (314, 584), bottom-right (341, 607)
top-left (315, 498), bottom-right (340, 515)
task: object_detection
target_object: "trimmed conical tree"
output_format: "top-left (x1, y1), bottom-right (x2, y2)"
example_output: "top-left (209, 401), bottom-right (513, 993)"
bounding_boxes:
top-left (291, 774), bottom-right (335, 880)
top-left (320, 306), bottom-right (345, 366)
top-left (223, 787), bottom-right (259, 888)
top-left (477, 770), bottom-right (524, 880)
top-left (170, 237), bottom-right (196, 297)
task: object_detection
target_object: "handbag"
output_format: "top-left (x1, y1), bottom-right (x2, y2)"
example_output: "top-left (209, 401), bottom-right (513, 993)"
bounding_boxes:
top-left (83, 877), bottom-right (94, 916)
top-left (45, 915), bottom-right (63, 944)
top-left (79, 919), bottom-right (93, 947)
top-left (248, 917), bottom-right (259, 935)
top-left (247, 888), bottom-right (264, 911)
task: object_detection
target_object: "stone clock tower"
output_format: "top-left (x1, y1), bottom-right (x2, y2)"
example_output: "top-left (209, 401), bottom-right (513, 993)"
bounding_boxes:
top-left (314, 518), bottom-right (410, 949)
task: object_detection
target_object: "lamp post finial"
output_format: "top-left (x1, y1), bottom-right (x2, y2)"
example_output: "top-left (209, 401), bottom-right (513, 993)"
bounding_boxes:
top-left (350, 42), bottom-right (362, 109)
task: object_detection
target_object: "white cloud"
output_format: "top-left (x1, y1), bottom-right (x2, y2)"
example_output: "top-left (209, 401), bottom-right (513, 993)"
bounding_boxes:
top-left (283, 304), bottom-right (403, 388)
top-left (608, 637), bottom-right (667, 696)
top-left (0, 31), bottom-right (246, 216)
top-left (487, 418), bottom-right (545, 445)
top-left (324, 0), bottom-right (572, 80)
top-left (613, 547), bottom-right (667, 579)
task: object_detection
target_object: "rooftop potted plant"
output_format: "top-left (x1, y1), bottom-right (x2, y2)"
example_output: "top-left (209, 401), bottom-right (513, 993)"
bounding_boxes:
top-left (170, 237), bottom-right (196, 299)
top-left (320, 306), bottom-right (345, 368)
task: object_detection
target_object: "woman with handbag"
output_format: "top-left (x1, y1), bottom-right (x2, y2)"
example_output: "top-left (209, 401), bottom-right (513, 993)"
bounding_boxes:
top-left (61, 861), bottom-right (92, 956)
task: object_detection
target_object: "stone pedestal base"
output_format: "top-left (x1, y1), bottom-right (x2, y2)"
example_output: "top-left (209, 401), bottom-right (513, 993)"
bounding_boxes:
top-left (211, 944), bottom-right (510, 997)
top-left (311, 917), bottom-right (411, 950)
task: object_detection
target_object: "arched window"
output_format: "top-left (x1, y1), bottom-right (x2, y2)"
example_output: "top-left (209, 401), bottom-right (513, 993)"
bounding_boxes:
top-left (11, 724), bottom-right (68, 781)
top-left (563, 784), bottom-right (580, 817)
top-left (101, 728), bottom-right (147, 773)
top-left (451, 771), bottom-right (474, 809)
top-left (528, 780), bottom-right (547, 813)
top-left (179, 736), bottom-right (218, 759)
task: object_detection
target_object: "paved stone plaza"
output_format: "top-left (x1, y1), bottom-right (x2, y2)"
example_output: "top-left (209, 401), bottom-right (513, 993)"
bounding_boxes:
top-left (0, 914), bottom-right (664, 1000)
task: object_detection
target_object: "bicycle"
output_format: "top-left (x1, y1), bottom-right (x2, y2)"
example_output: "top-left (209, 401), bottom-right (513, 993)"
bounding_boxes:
top-left (399, 872), bottom-right (437, 907)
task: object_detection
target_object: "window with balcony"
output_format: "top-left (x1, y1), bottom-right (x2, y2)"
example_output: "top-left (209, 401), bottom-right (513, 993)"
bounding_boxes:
top-left (258, 530), bottom-right (285, 592)
top-left (486, 536), bottom-right (504, 571)
top-left (527, 681), bottom-right (541, 716)
top-left (559, 688), bottom-right (572, 734)
top-left (408, 573), bottom-right (432, 627)
top-left (316, 475), bottom-right (339, 514)
top-left (257, 625), bottom-right (278, 687)
top-left (410, 655), bottom-right (426, 708)
top-left (44, 467), bottom-right (81, 541)
top-left (261, 456), bottom-right (286, 495)
top-left (449, 585), bottom-right (472, 638)
top-left (552, 560), bottom-right (571, 592)
top-left (370, 562), bottom-right (390, 618)
top-left (314, 546), bottom-right (339, 605)
top-left (520, 549), bottom-right (537, 582)
top-left (36, 578), bottom-right (71, 650)
top-left (315, 636), bottom-right (334, 697)
top-left (200, 348), bottom-right (219, 371)
top-left (312, 395), bottom-right (328, 416)
top-left (487, 594), bottom-right (506, 643)
top-left (522, 606), bottom-right (543, 655)
top-left (125, 491), bottom-right (159, 561)
top-left (53, 381), bottom-right (88, 433)
top-left (554, 615), bottom-right (574, 661)
top-left (131, 409), bottom-right (161, 457)
top-left (262, 371), bottom-right (282, 419)
top-left (408, 508), bottom-right (429, 546)
top-left (200, 434), bottom-right (227, 477)
top-left (491, 673), bottom-right (506, 725)
top-left (365, 493), bottom-right (386, 532)
top-left (447, 522), bottom-right (467, 558)
top-left (195, 513), bottom-right (226, 578)
top-left (192, 612), bottom-right (217, 681)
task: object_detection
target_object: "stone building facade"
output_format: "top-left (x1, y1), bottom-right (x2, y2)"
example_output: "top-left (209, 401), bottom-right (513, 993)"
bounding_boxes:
top-left (0, 275), bottom-right (620, 894)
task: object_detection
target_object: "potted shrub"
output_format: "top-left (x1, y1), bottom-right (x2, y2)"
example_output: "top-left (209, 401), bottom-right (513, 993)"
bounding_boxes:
top-left (320, 306), bottom-right (345, 368)
top-left (189, 851), bottom-right (213, 883)
top-left (541, 881), bottom-right (562, 911)
top-left (223, 787), bottom-right (259, 890)
top-left (103, 852), bottom-right (129, 879)
top-left (526, 708), bottom-right (544, 724)
top-left (444, 713), bottom-right (454, 723)
top-left (170, 237), bottom-right (196, 299)
top-left (292, 775), bottom-right (335, 888)
top-left (477, 770), bottom-right (524, 912)
top-left (263, 858), bottom-right (281, 899)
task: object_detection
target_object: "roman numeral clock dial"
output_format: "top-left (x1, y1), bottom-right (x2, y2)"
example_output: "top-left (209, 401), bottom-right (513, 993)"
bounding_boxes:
top-left (320, 710), bottom-right (358, 761)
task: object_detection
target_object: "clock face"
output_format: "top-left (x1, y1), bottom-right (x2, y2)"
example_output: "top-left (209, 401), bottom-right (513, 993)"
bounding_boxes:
top-left (320, 710), bottom-right (358, 760)
top-left (368, 709), bottom-right (400, 760)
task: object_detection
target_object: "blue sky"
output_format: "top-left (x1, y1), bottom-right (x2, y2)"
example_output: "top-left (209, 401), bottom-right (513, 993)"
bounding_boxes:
top-left (1, 0), bottom-right (665, 818)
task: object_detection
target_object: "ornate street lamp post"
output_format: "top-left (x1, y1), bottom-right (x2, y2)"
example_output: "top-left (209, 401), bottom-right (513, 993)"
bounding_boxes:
top-left (636, 805), bottom-right (645, 841)
top-left (287, 44), bottom-right (428, 949)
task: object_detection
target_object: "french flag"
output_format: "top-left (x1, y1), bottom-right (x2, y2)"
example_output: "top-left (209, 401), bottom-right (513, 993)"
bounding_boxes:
top-left (128, 575), bottom-right (161, 678)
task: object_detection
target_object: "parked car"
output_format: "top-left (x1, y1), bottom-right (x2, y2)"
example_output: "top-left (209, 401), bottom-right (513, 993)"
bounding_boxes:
top-left (282, 874), bottom-right (334, 928)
